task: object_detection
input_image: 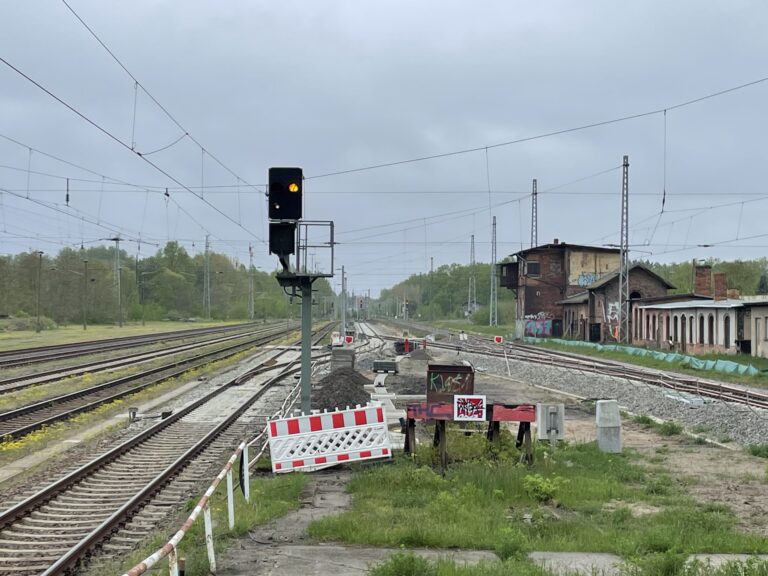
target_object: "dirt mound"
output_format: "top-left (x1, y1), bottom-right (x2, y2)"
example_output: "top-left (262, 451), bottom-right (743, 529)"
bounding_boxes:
top-left (312, 368), bottom-right (372, 411)
top-left (383, 374), bottom-right (426, 395)
top-left (407, 348), bottom-right (433, 361)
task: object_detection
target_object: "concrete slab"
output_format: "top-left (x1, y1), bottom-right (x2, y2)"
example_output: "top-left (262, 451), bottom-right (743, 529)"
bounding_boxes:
top-left (530, 551), bottom-right (624, 575)
top-left (217, 545), bottom-right (498, 576)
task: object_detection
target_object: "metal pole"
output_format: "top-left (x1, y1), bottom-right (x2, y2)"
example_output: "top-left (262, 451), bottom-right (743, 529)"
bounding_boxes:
top-left (35, 251), bottom-right (43, 332)
top-left (300, 279), bottom-right (313, 414)
top-left (82, 259), bottom-right (88, 330)
top-left (341, 265), bottom-right (346, 335)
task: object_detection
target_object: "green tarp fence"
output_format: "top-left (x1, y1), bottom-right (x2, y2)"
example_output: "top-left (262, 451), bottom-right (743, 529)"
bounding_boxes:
top-left (522, 337), bottom-right (759, 376)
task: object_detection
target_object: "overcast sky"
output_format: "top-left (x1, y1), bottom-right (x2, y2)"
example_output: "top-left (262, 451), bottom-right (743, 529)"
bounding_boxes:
top-left (2, 1), bottom-right (767, 297)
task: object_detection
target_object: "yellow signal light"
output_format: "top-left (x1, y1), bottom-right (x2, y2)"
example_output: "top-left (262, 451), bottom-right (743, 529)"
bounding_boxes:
top-left (288, 183), bottom-right (299, 193)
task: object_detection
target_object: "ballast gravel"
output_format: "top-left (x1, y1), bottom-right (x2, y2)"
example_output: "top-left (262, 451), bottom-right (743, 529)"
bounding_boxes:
top-left (463, 349), bottom-right (768, 448)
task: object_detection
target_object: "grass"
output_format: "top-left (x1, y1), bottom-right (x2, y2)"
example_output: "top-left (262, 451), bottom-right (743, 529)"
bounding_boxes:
top-left (308, 431), bottom-right (768, 559)
top-left (631, 415), bottom-right (683, 436)
top-left (369, 552), bottom-right (768, 576)
top-left (746, 444), bottom-right (768, 459)
top-left (0, 319), bottom-right (246, 350)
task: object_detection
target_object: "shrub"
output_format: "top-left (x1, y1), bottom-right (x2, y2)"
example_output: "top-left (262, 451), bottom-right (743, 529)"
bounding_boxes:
top-left (522, 473), bottom-right (567, 503)
top-left (746, 444), bottom-right (768, 459)
top-left (494, 527), bottom-right (528, 560)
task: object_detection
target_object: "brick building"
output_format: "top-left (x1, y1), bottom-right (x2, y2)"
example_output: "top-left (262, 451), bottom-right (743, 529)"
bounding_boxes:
top-left (499, 239), bottom-right (673, 340)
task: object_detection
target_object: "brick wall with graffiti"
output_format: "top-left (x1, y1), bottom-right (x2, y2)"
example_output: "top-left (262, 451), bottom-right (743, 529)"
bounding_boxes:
top-left (524, 311), bottom-right (553, 337)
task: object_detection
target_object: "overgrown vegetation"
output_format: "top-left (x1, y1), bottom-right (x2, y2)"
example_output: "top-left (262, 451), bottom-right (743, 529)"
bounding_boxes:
top-left (309, 432), bottom-right (768, 559)
top-left (369, 552), bottom-right (768, 576)
top-left (631, 415), bottom-right (684, 437)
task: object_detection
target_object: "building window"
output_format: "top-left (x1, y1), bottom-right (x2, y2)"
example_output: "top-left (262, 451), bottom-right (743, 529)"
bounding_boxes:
top-left (689, 316), bottom-right (694, 344)
top-left (673, 316), bottom-right (679, 343)
top-left (526, 262), bottom-right (540, 277)
top-left (646, 314), bottom-right (650, 340)
top-left (665, 316), bottom-right (670, 341)
top-left (724, 315), bottom-right (730, 349)
top-left (708, 314), bottom-right (715, 345)
top-left (765, 316), bottom-right (768, 340)
top-left (699, 315), bottom-right (705, 344)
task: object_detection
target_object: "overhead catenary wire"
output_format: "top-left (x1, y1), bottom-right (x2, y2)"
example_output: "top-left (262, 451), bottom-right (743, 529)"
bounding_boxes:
top-left (59, 0), bottom-right (262, 193)
top-left (304, 75), bottom-right (768, 180)
top-left (0, 55), bottom-right (265, 247)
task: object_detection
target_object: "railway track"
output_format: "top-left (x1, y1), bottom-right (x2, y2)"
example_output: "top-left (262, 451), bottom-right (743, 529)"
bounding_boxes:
top-left (418, 332), bottom-right (768, 410)
top-left (0, 324), bottom-right (296, 440)
top-left (0, 323), bottom-right (334, 576)
top-left (0, 323), bottom-right (256, 369)
top-left (0, 323), bottom-right (292, 395)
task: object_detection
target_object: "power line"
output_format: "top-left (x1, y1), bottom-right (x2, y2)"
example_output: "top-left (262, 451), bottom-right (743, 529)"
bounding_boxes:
top-left (305, 75), bottom-right (768, 181)
top-left (60, 0), bottom-right (261, 193)
top-left (0, 55), bottom-right (264, 246)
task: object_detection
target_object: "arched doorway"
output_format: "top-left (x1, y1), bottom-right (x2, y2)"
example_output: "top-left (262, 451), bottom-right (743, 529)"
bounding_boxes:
top-left (724, 315), bottom-right (731, 349)
top-left (699, 315), bottom-right (705, 344)
top-left (708, 314), bottom-right (715, 345)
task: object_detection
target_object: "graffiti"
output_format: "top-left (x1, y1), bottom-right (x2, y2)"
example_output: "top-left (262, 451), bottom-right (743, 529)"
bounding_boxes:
top-left (525, 319), bottom-right (553, 337)
top-left (428, 371), bottom-right (471, 393)
top-left (607, 302), bottom-right (620, 323)
top-left (577, 272), bottom-right (598, 287)
top-left (454, 395), bottom-right (486, 421)
top-left (524, 311), bottom-right (552, 320)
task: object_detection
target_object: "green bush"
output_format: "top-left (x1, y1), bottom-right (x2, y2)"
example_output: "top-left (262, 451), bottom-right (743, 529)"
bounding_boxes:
top-left (494, 527), bottom-right (528, 560)
top-left (522, 474), bottom-right (567, 503)
top-left (746, 444), bottom-right (768, 459)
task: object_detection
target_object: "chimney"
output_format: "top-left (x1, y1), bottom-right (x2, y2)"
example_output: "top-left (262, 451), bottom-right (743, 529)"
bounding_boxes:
top-left (694, 265), bottom-right (713, 297)
top-left (727, 288), bottom-right (741, 300)
top-left (553, 238), bottom-right (559, 245)
top-left (713, 273), bottom-right (727, 301)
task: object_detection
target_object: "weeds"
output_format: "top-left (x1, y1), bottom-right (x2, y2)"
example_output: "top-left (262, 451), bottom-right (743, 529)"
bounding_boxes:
top-left (746, 444), bottom-right (768, 459)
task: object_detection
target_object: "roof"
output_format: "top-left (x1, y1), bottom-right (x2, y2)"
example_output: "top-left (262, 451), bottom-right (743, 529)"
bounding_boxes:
top-left (557, 292), bottom-right (589, 305)
top-left (587, 264), bottom-right (675, 291)
top-left (635, 293), bottom-right (713, 304)
top-left (740, 300), bottom-right (768, 308)
top-left (638, 299), bottom-right (745, 310)
top-left (513, 242), bottom-right (619, 259)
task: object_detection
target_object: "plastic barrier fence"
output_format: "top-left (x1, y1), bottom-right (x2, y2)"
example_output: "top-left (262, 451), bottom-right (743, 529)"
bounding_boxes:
top-left (268, 403), bottom-right (392, 473)
top-left (523, 337), bottom-right (759, 376)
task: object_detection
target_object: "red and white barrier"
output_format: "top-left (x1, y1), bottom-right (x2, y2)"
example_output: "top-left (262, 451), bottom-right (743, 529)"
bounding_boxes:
top-left (268, 403), bottom-right (392, 473)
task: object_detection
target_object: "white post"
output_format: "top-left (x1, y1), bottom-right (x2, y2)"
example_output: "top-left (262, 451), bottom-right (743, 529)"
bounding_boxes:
top-left (168, 546), bottom-right (179, 576)
top-left (203, 503), bottom-right (216, 572)
top-left (243, 445), bottom-right (251, 503)
top-left (227, 468), bottom-right (235, 530)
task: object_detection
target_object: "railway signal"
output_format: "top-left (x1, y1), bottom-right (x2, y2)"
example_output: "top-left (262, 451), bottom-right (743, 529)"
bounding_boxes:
top-left (268, 167), bottom-right (303, 221)
top-left (494, 335), bottom-right (503, 344)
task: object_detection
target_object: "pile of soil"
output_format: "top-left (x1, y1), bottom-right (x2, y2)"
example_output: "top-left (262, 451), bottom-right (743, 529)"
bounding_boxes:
top-left (383, 374), bottom-right (426, 395)
top-left (312, 368), bottom-right (372, 411)
top-left (407, 348), bottom-right (433, 361)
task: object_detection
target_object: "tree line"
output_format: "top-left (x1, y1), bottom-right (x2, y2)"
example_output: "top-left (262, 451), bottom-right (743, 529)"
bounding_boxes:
top-left (0, 242), bottom-right (335, 329)
top-left (374, 258), bottom-right (768, 326)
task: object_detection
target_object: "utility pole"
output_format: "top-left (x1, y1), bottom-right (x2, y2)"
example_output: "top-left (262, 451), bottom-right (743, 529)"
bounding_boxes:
top-left (531, 178), bottom-right (538, 248)
top-left (468, 235), bottom-right (476, 317)
top-left (618, 155), bottom-right (630, 343)
top-left (248, 243), bottom-right (254, 321)
top-left (489, 216), bottom-right (498, 327)
top-left (340, 265), bottom-right (346, 334)
top-left (108, 237), bottom-right (123, 327)
top-left (82, 259), bottom-right (88, 330)
top-left (35, 251), bottom-right (43, 332)
top-left (429, 256), bottom-right (433, 321)
top-left (203, 235), bottom-right (211, 319)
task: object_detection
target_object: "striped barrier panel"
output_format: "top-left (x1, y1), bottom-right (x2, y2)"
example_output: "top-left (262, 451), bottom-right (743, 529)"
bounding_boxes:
top-left (268, 403), bottom-right (392, 473)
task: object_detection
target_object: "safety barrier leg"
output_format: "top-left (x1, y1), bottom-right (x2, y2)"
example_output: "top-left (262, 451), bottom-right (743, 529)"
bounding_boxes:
top-left (168, 546), bottom-right (179, 576)
top-left (203, 503), bottom-right (216, 572)
top-left (227, 468), bottom-right (235, 530)
top-left (243, 445), bottom-right (250, 503)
